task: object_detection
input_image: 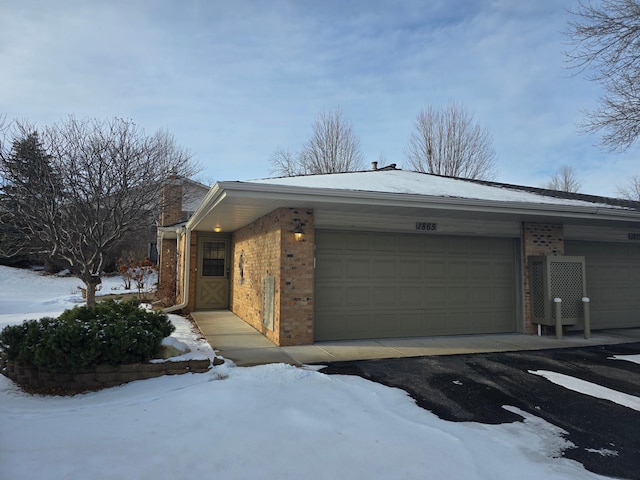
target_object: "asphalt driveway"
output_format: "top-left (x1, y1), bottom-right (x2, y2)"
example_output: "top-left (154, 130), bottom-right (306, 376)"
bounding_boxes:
top-left (321, 342), bottom-right (640, 480)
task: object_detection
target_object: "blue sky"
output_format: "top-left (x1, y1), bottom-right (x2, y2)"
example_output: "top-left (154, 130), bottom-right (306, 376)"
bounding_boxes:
top-left (1, 0), bottom-right (638, 196)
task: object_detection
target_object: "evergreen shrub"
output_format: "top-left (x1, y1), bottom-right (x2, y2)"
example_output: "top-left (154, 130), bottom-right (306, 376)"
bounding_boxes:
top-left (0, 300), bottom-right (175, 372)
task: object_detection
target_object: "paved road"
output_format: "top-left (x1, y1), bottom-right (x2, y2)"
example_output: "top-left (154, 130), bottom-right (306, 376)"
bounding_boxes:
top-left (321, 342), bottom-right (640, 480)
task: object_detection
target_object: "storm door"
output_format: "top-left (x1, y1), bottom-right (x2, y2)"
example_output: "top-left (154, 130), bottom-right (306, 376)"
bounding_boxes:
top-left (195, 235), bottom-right (230, 309)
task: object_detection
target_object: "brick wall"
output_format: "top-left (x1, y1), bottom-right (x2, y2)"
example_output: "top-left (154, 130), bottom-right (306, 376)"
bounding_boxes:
top-left (157, 237), bottom-right (177, 303)
top-left (522, 223), bottom-right (565, 333)
top-left (231, 208), bottom-right (314, 346)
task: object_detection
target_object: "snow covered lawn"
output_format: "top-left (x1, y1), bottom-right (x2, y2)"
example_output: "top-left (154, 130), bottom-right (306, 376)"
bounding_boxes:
top-left (0, 266), bottom-right (613, 479)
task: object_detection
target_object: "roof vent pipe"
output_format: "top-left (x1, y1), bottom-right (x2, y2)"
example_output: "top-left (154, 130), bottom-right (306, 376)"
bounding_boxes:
top-left (371, 161), bottom-right (378, 170)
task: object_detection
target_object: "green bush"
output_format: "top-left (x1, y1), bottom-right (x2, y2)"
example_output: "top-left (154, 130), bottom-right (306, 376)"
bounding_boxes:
top-left (0, 300), bottom-right (175, 373)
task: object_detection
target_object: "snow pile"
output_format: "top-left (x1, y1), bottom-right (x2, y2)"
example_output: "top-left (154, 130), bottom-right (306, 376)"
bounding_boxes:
top-left (0, 266), bottom-right (610, 479)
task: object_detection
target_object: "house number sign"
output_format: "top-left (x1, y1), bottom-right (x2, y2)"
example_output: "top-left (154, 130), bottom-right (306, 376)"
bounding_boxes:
top-left (415, 222), bottom-right (438, 231)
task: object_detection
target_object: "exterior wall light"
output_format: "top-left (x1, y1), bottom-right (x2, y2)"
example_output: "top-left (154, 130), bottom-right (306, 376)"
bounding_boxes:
top-left (294, 223), bottom-right (304, 241)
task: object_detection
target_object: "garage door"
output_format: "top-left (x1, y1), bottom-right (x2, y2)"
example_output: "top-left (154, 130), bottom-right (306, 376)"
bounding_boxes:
top-left (314, 231), bottom-right (518, 341)
top-left (565, 241), bottom-right (640, 329)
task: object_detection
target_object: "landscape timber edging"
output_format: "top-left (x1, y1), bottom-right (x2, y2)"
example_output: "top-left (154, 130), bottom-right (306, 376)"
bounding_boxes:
top-left (0, 355), bottom-right (221, 394)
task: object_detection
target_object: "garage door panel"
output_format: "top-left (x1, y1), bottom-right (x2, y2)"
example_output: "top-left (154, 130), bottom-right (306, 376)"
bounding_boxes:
top-left (344, 232), bottom-right (370, 250)
top-left (315, 258), bottom-right (343, 279)
top-left (399, 312), bottom-right (427, 334)
top-left (446, 237), bottom-right (469, 253)
top-left (470, 238), bottom-right (493, 255)
top-left (448, 287), bottom-right (470, 304)
top-left (493, 286), bottom-right (515, 304)
top-left (399, 236), bottom-right (423, 252)
top-left (616, 287), bottom-right (636, 305)
top-left (423, 237), bottom-right (447, 253)
top-left (373, 313), bottom-right (399, 336)
top-left (346, 286), bottom-right (369, 306)
top-left (591, 264), bottom-right (614, 281)
top-left (471, 286), bottom-right (493, 304)
top-left (448, 310), bottom-right (471, 327)
top-left (315, 232), bottom-right (517, 340)
top-left (615, 265), bottom-right (632, 278)
top-left (469, 261), bottom-right (491, 279)
top-left (492, 261), bottom-right (514, 280)
top-left (374, 260), bottom-right (396, 277)
top-left (345, 313), bottom-right (371, 338)
top-left (319, 233), bottom-right (347, 251)
top-left (425, 286), bottom-right (447, 305)
top-left (425, 311), bottom-right (449, 332)
top-left (423, 261), bottom-right (446, 279)
top-left (346, 259), bottom-right (370, 278)
top-left (315, 286), bottom-right (343, 307)
top-left (400, 260), bottom-right (421, 278)
top-left (565, 240), bottom-right (640, 329)
top-left (372, 235), bottom-right (397, 252)
top-left (374, 286), bottom-right (396, 305)
top-left (400, 287), bottom-right (422, 305)
top-left (449, 262), bottom-right (469, 279)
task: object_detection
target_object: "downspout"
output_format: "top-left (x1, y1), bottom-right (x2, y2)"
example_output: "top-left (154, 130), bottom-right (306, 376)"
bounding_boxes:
top-left (163, 227), bottom-right (191, 313)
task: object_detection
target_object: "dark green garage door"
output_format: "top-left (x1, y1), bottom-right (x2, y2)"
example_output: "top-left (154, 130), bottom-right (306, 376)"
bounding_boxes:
top-left (565, 241), bottom-right (640, 329)
top-left (314, 231), bottom-right (518, 341)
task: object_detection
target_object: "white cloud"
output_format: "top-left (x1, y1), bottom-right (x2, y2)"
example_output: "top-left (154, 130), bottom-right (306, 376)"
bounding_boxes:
top-left (1, 0), bottom-right (638, 195)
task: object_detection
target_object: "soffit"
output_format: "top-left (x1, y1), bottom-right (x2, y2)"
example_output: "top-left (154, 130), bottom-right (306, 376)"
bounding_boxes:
top-left (187, 182), bottom-right (640, 234)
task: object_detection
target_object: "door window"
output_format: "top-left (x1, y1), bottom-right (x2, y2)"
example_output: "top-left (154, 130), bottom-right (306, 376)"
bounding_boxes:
top-left (202, 241), bottom-right (226, 277)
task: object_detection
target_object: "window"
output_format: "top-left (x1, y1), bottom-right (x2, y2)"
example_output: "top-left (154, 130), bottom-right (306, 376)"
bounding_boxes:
top-left (202, 241), bottom-right (226, 276)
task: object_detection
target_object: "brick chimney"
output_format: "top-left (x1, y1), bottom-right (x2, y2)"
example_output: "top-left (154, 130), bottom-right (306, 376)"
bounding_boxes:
top-left (160, 177), bottom-right (184, 227)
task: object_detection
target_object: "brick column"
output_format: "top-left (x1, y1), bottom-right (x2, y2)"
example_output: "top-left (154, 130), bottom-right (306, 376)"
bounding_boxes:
top-left (157, 237), bottom-right (177, 304)
top-left (522, 223), bottom-right (564, 333)
top-left (185, 231), bottom-right (198, 312)
top-left (157, 178), bottom-right (184, 306)
top-left (160, 178), bottom-right (184, 227)
top-left (279, 209), bottom-right (314, 345)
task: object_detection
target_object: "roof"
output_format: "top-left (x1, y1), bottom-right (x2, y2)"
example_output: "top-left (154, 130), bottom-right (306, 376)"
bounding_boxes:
top-left (252, 169), bottom-right (637, 209)
top-left (186, 169), bottom-right (640, 233)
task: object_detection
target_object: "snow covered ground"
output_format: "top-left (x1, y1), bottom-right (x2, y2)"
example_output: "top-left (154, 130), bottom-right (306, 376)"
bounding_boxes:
top-left (0, 266), bottom-right (627, 479)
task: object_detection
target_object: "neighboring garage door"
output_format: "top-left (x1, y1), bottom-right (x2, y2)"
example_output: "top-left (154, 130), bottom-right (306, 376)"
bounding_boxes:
top-left (314, 231), bottom-right (518, 341)
top-left (565, 241), bottom-right (640, 329)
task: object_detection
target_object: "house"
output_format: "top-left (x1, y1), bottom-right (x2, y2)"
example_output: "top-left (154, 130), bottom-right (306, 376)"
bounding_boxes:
top-left (158, 166), bottom-right (640, 346)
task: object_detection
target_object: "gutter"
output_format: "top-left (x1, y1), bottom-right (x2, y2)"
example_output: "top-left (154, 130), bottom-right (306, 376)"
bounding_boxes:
top-left (163, 227), bottom-right (191, 313)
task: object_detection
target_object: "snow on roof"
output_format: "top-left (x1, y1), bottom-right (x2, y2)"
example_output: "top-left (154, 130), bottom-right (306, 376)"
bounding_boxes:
top-left (250, 169), bottom-right (629, 209)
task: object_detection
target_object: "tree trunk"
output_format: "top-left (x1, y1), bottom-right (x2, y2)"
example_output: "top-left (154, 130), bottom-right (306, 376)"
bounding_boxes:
top-left (84, 275), bottom-right (102, 309)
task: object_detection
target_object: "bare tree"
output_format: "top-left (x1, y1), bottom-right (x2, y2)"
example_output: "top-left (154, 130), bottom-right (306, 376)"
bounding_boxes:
top-left (544, 164), bottom-right (583, 192)
top-left (270, 109), bottom-right (366, 176)
top-left (566, 0), bottom-right (640, 151)
top-left (0, 116), bottom-right (198, 307)
top-left (405, 103), bottom-right (497, 180)
top-left (269, 148), bottom-right (300, 177)
top-left (617, 174), bottom-right (640, 199)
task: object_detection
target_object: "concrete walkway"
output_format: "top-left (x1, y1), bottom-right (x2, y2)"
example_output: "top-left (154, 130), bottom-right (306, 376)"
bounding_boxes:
top-left (190, 310), bottom-right (640, 367)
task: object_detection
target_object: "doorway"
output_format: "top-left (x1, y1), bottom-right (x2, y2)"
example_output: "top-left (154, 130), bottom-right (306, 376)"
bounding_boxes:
top-left (195, 234), bottom-right (230, 309)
